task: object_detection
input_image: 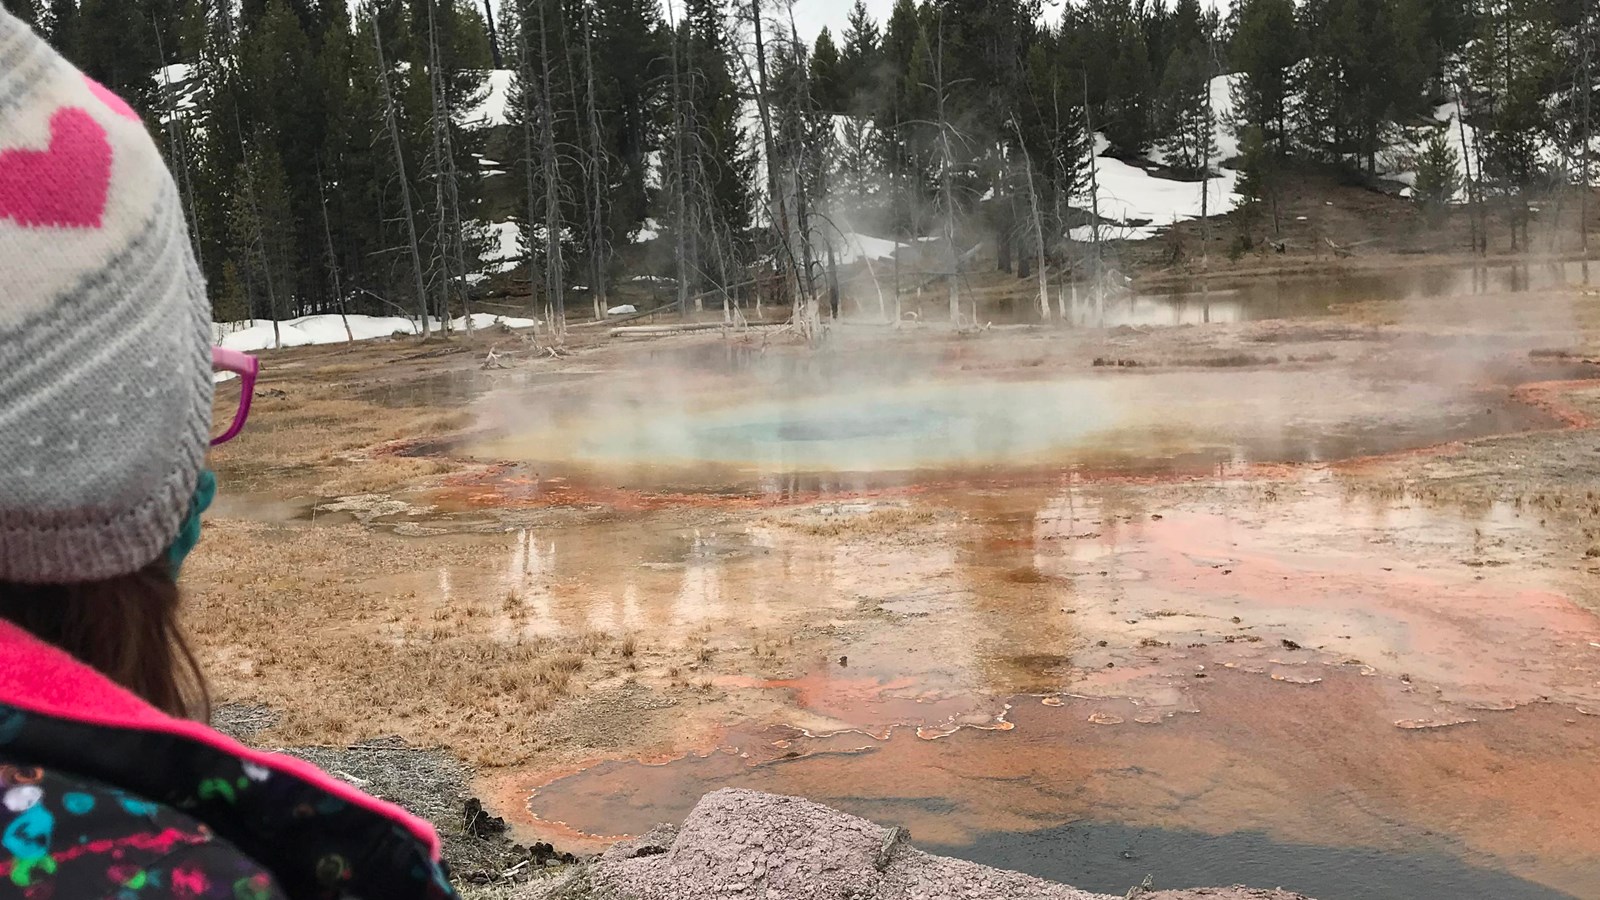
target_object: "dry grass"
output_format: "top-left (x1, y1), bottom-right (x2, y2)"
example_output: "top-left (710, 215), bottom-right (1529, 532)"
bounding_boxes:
top-left (209, 352), bottom-right (473, 496)
top-left (772, 507), bottom-right (937, 538)
top-left (184, 519), bottom-right (614, 767)
top-left (315, 458), bottom-right (456, 495)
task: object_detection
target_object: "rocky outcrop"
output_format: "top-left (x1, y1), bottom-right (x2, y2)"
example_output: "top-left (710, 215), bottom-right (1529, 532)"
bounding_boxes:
top-left (515, 789), bottom-right (1316, 900)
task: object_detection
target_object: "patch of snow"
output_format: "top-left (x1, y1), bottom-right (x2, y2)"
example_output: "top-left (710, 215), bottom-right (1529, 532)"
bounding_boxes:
top-left (979, 187), bottom-right (995, 202)
top-left (644, 150), bottom-right (663, 190)
top-left (214, 314), bottom-right (444, 351)
top-left (634, 218), bottom-right (660, 242)
top-left (1210, 75), bottom-right (1240, 161)
top-left (479, 157), bottom-right (502, 166)
top-left (451, 313), bottom-right (539, 331)
top-left (151, 62), bottom-right (202, 123)
top-left (481, 169), bottom-right (507, 177)
top-left (607, 304), bottom-right (638, 316)
top-left (833, 232), bottom-right (905, 264)
top-left (1145, 74), bottom-right (1240, 168)
top-left (1078, 135), bottom-right (1241, 241)
top-left (157, 62), bottom-right (194, 84)
top-left (482, 220), bottom-right (523, 273)
top-left (217, 323), bottom-right (317, 352)
top-left (464, 70), bottom-right (515, 128)
top-left (831, 114), bottom-right (877, 146)
top-left (287, 313), bottom-right (421, 342)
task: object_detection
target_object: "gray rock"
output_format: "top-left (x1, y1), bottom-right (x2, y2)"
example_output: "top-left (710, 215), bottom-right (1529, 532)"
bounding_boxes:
top-left (514, 790), bottom-right (1316, 900)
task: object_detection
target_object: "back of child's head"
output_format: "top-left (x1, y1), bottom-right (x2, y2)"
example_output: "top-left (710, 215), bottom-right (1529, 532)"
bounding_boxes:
top-left (0, 8), bottom-right (213, 586)
top-left (0, 8), bottom-right (214, 717)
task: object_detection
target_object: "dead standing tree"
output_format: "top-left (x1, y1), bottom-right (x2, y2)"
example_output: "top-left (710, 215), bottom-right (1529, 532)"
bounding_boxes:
top-left (666, 0), bottom-right (691, 316)
top-left (926, 20), bottom-right (967, 325)
top-left (580, 1), bottom-right (611, 320)
top-left (515, 5), bottom-right (546, 327)
top-left (747, 0), bottom-right (799, 312)
top-left (370, 7), bottom-right (433, 339)
top-left (316, 168), bottom-right (356, 343)
top-left (1008, 113), bottom-right (1049, 321)
top-left (537, 0), bottom-right (567, 339)
top-left (425, 0), bottom-right (474, 337)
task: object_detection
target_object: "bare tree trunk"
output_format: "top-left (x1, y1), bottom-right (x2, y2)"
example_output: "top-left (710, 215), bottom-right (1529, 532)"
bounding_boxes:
top-left (483, 0), bottom-right (503, 68)
top-left (749, 0), bottom-right (798, 310)
top-left (1083, 79), bottom-right (1102, 297)
top-left (372, 10), bottom-right (433, 339)
top-left (1453, 83), bottom-right (1480, 255)
top-left (317, 169), bottom-right (355, 343)
top-left (232, 112), bottom-right (283, 348)
top-left (1583, 0), bottom-right (1593, 253)
top-left (667, 0), bottom-right (689, 316)
top-left (787, 14), bottom-right (822, 331)
top-left (152, 20), bottom-right (203, 271)
top-left (581, 1), bottom-right (609, 320)
top-left (427, 0), bottom-right (472, 337)
top-left (517, 6), bottom-right (545, 329)
top-left (535, 0), bottom-right (565, 339)
top-left (1011, 120), bottom-right (1049, 321)
top-left (1201, 37), bottom-right (1217, 272)
top-left (935, 24), bottom-right (958, 325)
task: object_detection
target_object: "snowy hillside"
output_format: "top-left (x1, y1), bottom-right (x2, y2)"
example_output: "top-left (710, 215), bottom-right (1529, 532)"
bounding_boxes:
top-left (1084, 133), bottom-right (1242, 241)
top-left (214, 312), bottom-right (538, 353)
top-left (464, 69), bottom-right (515, 128)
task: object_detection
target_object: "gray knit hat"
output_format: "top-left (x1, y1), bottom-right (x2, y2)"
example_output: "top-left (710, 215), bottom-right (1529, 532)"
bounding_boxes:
top-left (0, 8), bottom-right (212, 584)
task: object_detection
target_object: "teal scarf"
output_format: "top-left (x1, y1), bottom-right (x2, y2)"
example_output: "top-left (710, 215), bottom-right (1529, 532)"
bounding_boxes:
top-left (165, 470), bottom-right (215, 576)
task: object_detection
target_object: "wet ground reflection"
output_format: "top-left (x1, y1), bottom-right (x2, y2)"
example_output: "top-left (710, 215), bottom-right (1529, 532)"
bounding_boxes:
top-left (1083, 260), bottom-right (1598, 328)
top-left (948, 820), bottom-right (1574, 900)
top-left (522, 669), bottom-right (1600, 899)
top-left (407, 478), bottom-right (1600, 898)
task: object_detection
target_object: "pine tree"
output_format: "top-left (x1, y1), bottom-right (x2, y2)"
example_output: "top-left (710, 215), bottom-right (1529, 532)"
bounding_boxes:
top-left (1469, 0), bottom-right (1561, 198)
top-left (1413, 127), bottom-right (1461, 211)
top-left (585, 0), bottom-right (667, 246)
top-left (683, 0), bottom-right (751, 242)
top-left (1104, 15), bottom-right (1153, 156)
top-left (226, 136), bottom-right (297, 336)
top-left (1229, 0), bottom-right (1300, 152)
top-left (10, 0), bottom-right (42, 30)
top-left (810, 28), bottom-right (844, 113)
top-left (46, 0), bottom-right (80, 56)
top-left (838, 0), bottom-right (880, 116)
top-left (1235, 122), bottom-right (1280, 238)
top-left (1159, 43), bottom-right (1214, 176)
top-left (1299, 0), bottom-right (1429, 173)
top-left (75, 0), bottom-right (164, 114)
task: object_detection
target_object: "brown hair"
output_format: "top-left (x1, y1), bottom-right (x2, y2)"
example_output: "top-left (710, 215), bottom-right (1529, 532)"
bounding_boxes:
top-left (0, 560), bottom-right (211, 719)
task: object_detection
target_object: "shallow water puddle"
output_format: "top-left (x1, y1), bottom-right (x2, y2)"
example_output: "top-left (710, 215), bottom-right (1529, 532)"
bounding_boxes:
top-left (1107, 259), bottom-right (1599, 328)
top-left (520, 667), bottom-right (1600, 899)
top-left (468, 484), bottom-right (1600, 898)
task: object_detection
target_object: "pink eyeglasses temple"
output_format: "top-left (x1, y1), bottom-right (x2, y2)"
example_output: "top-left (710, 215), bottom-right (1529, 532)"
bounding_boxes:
top-left (211, 347), bottom-right (260, 447)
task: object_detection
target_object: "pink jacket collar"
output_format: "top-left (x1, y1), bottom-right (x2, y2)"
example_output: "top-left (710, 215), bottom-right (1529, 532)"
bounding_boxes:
top-left (0, 618), bottom-right (442, 859)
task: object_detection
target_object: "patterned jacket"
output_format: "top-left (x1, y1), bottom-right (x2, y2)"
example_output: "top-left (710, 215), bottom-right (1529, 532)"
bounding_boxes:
top-left (0, 620), bottom-right (458, 899)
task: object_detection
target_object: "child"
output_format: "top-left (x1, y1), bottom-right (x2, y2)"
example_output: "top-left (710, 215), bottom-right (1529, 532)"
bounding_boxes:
top-left (0, 8), bottom-right (457, 897)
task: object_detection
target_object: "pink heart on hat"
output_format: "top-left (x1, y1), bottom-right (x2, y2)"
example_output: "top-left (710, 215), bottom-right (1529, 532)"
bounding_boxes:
top-left (0, 107), bottom-right (111, 229)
